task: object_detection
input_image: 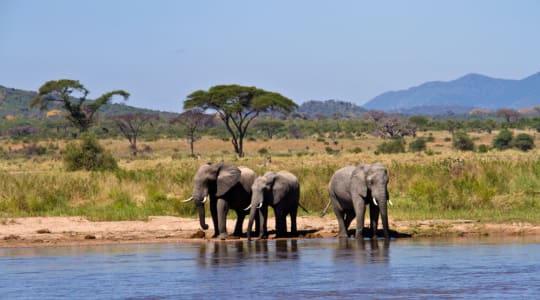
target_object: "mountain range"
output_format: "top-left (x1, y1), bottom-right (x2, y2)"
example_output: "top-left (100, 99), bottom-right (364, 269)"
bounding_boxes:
top-left (363, 72), bottom-right (540, 112)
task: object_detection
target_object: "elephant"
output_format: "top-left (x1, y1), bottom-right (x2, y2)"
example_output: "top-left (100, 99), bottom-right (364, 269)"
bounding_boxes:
top-left (246, 171), bottom-right (300, 240)
top-left (326, 163), bottom-right (391, 239)
top-left (183, 162), bottom-right (258, 240)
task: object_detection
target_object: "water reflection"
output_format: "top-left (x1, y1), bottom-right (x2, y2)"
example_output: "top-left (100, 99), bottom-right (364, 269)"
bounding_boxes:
top-left (196, 240), bottom-right (300, 267)
top-left (334, 238), bottom-right (390, 264)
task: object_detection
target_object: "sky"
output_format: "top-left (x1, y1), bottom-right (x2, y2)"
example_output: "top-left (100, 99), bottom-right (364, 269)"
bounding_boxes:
top-left (1, 0), bottom-right (540, 112)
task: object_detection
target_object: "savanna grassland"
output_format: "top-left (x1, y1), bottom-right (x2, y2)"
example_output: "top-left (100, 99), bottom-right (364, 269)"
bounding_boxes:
top-left (1, 129), bottom-right (539, 225)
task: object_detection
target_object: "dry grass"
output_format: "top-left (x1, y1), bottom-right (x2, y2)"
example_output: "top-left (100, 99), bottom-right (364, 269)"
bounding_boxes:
top-left (0, 130), bottom-right (539, 222)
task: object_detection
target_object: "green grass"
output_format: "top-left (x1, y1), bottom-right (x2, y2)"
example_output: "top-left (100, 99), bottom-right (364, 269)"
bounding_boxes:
top-left (0, 137), bottom-right (539, 224)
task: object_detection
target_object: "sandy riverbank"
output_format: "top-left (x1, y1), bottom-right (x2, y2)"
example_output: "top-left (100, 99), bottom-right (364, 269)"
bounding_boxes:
top-left (1, 216), bottom-right (540, 248)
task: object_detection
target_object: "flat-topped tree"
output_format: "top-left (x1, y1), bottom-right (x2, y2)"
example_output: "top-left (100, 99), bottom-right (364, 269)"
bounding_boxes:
top-left (30, 79), bottom-right (129, 133)
top-left (184, 84), bottom-right (297, 157)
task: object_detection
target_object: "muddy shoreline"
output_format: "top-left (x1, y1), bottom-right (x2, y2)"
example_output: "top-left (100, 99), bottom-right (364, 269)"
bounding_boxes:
top-left (2, 216), bottom-right (540, 248)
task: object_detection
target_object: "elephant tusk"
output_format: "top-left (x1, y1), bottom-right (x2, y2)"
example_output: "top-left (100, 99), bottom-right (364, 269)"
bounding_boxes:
top-left (244, 204), bottom-right (252, 211)
top-left (373, 197), bottom-right (379, 206)
top-left (202, 195), bottom-right (209, 204)
top-left (388, 199), bottom-right (394, 206)
top-left (181, 196), bottom-right (193, 203)
top-left (256, 202), bottom-right (263, 209)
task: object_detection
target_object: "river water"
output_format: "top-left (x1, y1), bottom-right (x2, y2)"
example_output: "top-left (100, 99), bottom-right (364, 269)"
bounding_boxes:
top-left (1, 237), bottom-right (540, 299)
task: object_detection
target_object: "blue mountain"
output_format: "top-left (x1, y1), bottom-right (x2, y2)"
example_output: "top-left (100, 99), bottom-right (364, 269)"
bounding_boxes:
top-left (363, 72), bottom-right (540, 112)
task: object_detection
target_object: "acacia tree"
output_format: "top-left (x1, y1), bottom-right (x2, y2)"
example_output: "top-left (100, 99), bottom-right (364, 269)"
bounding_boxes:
top-left (171, 109), bottom-right (215, 156)
top-left (113, 113), bottom-right (158, 155)
top-left (496, 108), bottom-right (521, 123)
top-left (184, 85), bottom-right (297, 157)
top-left (31, 79), bottom-right (129, 133)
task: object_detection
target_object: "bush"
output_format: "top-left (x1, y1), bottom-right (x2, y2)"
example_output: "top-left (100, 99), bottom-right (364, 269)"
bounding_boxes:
top-left (477, 144), bottom-right (489, 153)
top-left (63, 133), bottom-right (118, 171)
top-left (376, 139), bottom-right (405, 154)
top-left (348, 146), bottom-right (362, 154)
top-left (492, 129), bottom-right (513, 150)
top-left (512, 133), bottom-right (535, 151)
top-left (452, 132), bottom-right (475, 151)
top-left (408, 138), bottom-right (427, 152)
top-left (258, 147), bottom-right (269, 156)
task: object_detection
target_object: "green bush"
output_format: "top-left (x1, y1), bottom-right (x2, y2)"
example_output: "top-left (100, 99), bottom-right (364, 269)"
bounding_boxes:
top-left (63, 133), bottom-right (118, 171)
top-left (492, 129), bottom-right (513, 150)
top-left (512, 133), bottom-right (535, 151)
top-left (348, 146), bottom-right (362, 154)
top-left (452, 132), bottom-right (475, 151)
top-left (477, 144), bottom-right (489, 153)
top-left (408, 138), bottom-right (427, 152)
top-left (376, 139), bottom-right (405, 154)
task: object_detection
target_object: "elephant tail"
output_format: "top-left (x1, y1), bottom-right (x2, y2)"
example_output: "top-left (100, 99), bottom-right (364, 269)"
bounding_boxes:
top-left (298, 202), bottom-right (309, 214)
top-left (320, 199), bottom-right (332, 217)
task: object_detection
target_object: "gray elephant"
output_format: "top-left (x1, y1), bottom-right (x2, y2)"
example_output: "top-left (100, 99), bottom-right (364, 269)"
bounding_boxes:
top-left (183, 162), bottom-right (258, 239)
top-left (246, 171), bottom-right (300, 240)
top-left (326, 163), bottom-right (391, 239)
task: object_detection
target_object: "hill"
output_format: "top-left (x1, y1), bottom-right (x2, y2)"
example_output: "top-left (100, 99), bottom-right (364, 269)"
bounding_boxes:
top-left (363, 72), bottom-right (540, 112)
top-left (0, 85), bottom-right (178, 119)
top-left (297, 99), bottom-right (366, 118)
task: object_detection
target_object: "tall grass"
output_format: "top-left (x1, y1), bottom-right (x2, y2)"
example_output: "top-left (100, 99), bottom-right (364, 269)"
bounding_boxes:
top-left (0, 135), bottom-right (539, 223)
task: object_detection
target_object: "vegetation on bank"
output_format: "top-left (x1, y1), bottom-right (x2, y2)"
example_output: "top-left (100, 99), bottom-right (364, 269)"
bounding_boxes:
top-left (0, 132), bottom-right (539, 224)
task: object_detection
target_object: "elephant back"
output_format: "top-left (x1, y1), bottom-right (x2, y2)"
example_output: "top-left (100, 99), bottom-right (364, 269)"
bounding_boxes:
top-left (238, 166), bottom-right (257, 193)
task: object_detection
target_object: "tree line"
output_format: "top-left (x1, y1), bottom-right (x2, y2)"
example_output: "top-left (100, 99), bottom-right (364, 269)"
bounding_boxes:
top-left (1, 79), bottom-right (540, 158)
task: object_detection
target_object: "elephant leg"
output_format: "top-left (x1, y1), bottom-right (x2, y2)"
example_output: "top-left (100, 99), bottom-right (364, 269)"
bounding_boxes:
top-left (344, 211), bottom-right (355, 230)
top-left (217, 198), bottom-right (229, 240)
top-left (331, 196), bottom-right (348, 238)
top-left (275, 209), bottom-right (287, 238)
top-left (259, 206), bottom-right (268, 239)
top-left (210, 198), bottom-right (219, 238)
top-left (233, 210), bottom-right (245, 237)
top-left (290, 207), bottom-right (298, 237)
top-left (369, 203), bottom-right (380, 238)
top-left (353, 200), bottom-right (366, 239)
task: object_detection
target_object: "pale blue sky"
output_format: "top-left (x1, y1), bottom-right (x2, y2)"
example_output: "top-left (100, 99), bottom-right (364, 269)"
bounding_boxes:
top-left (1, 0), bottom-right (539, 112)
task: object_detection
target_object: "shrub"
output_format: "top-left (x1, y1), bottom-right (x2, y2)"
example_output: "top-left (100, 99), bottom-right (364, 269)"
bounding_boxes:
top-left (376, 139), bottom-right (405, 154)
top-left (408, 138), bottom-right (427, 152)
top-left (477, 144), bottom-right (489, 153)
top-left (258, 147), bottom-right (269, 156)
top-left (63, 133), bottom-right (118, 171)
top-left (512, 133), bottom-right (535, 151)
top-left (492, 129), bottom-right (513, 150)
top-left (348, 146), bottom-right (362, 154)
top-left (425, 134), bottom-right (435, 142)
top-left (452, 132), bottom-right (475, 151)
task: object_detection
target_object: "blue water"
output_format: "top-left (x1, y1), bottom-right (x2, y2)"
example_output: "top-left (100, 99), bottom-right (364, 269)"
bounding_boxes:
top-left (1, 238), bottom-right (540, 299)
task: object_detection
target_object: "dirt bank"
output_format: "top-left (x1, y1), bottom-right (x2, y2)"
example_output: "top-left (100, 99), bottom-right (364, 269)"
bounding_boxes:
top-left (1, 216), bottom-right (540, 248)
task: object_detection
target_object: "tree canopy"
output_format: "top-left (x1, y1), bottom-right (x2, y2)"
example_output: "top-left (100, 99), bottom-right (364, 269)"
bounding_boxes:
top-left (184, 84), bottom-right (297, 157)
top-left (31, 79), bottom-right (129, 132)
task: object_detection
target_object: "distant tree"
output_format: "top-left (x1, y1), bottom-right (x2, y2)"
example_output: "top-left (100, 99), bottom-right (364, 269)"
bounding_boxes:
top-left (362, 110), bottom-right (387, 123)
top-left (496, 108), bottom-right (521, 123)
top-left (254, 119), bottom-right (285, 139)
top-left (113, 113), bottom-right (159, 155)
top-left (184, 85), bottom-right (297, 157)
top-left (409, 115), bottom-right (431, 130)
top-left (30, 79), bottom-right (129, 133)
top-left (373, 115), bottom-right (417, 139)
top-left (444, 120), bottom-right (462, 135)
top-left (8, 125), bottom-right (38, 138)
top-left (288, 124), bottom-right (304, 139)
top-left (452, 131), bottom-right (475, 151)
top-left (512, 133), bottom-right (535, 151)
top-left (492, 129), bottom-right (513, 150)
top-left (171, 109), bottom-right (215, 156)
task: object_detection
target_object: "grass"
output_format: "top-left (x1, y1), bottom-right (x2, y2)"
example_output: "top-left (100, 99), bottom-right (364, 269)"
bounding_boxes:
top-left (0, 130), bottom-right (539, 223)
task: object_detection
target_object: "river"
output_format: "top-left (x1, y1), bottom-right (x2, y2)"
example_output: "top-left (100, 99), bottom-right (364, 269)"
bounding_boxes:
top-left (1, 237), bottom-right (540, 299)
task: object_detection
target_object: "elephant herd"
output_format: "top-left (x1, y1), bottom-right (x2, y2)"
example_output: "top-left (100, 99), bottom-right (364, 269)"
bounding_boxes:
top-left (183, 162), bottom-right (391, 240)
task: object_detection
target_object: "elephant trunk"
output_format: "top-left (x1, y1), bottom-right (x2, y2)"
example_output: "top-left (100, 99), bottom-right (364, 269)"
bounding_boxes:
top-left (374, 191), bottom-right (390, 239)
top-left (196, 201), bottom-right (209, 230)
top-left (247, 205), bottom-right (257, 240)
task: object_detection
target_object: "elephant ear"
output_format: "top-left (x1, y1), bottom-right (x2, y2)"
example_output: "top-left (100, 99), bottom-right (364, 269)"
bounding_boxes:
top-left (351, 164), bottom-right (369, 198)
top-left (216, 164), bottom-right (241, 197)
top-left (266, 172), bottom-right (287, 205)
